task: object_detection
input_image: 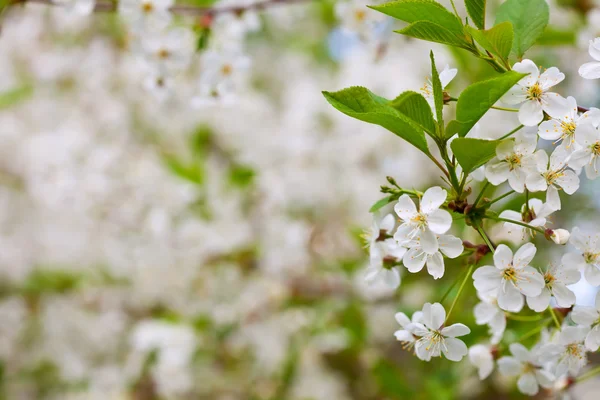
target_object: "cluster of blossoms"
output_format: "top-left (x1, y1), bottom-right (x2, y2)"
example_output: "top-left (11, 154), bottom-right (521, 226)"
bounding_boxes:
top-left (358, 47), bottom-right (600, 395)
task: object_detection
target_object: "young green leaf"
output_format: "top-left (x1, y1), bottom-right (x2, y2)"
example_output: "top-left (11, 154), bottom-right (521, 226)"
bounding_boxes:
top-left (369, 195), bottom-right (396, 213)
top-left (389, 91), bottom-right (436, 136)
top-left (369, 0), bottom-right (464, 35)
top-left (450, 137), bottom-right (505, 173)
top-left (495, 0), bottom-right (549, 58)
top-left (322, 87), bottom-right (430, 154)
top-left (466, 22), bottom-right (513, 63)
top-left (429, 51), bottom-right (444, 134)
top-left (465, 0), bottom-right (486, 29)
top-left (446, 71), bottom-right (526, 137)
top-left (396, 21), bottom-right (473, 50)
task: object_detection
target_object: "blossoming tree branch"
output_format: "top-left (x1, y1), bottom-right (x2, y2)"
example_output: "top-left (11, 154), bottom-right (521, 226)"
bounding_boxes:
top-left (324, 0), bottom-right (600, 396)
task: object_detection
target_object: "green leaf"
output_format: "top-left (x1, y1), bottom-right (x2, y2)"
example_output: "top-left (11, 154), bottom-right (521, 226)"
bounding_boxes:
top-left (450, 137), bottom-right (503, 173)
top-left (536, 27), bottom-right (576, 46)
top-left (0, 85), bottom-right (33, 110)
top-left (466, 22), bottom-right (514, 62)
top-left (389, 91), bottom-right (436, 136)
top-left (323, 87), bottom-right (429, 154)
top-left (495, 0), bottom-right (549, 58)
top-left (396, 21), bottom-right (472, 50)
top-left (429, 51), bottom-right (444, 133)
top-left (369, 195), bottom-right (396, 213)
top-left (228, 164), bottom-right (255, 188)
top-left (369, 0), bottom-right (464, 35)
top-left (465, 0), bottom-right (486, 29)
top-left (446, 71), bottom-right (526, 137)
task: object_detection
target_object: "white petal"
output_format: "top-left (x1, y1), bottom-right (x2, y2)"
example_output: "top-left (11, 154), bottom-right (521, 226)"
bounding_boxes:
top-left (552, 282), bottom-right (576, 308)
top-left (561, 252), bottom-right (587, 270)
top-left (468, 345), bottom-right (494, 380)
top-left (502, 85), bottom-right (528, 105)
top-left (420, 228), bottom-right (439, 254)
top-left (381, 268), bottom-right (401, 289)
top-left (585, 325), bottom-right (600, 351)
top-left (585, 264), bottom-right (600, 286)
top-left (438, 235), bottom-right (463, 258)
top-left (498, 283), bottom-right (524, 312)
top-left (516, 267), bottom-right (545, 297)
top-left (539, 67), bottom-right (565, 90)
top-left (394, 330), bottom-right (415, 342)
top-left (485, 162), bottom-right (511, 185)
top-left (519, 100), bottom-right (544, 126)
top-left (517, 372), bottom-right (539, 396)
top-left (442, 337), bottom-right (468, 362)
top-left (526, 173), bottom-right (547, 193)
top-left (579, 61), bottom-right (600, 79)
top-left (473, 266), bottom-right (503, 292)
top-left (493, 244), bottom-right (514, 270)
top-left (421, 186), bottom-right (447, 214)
top-left (546, 185), bottom-right (561, 210)
top-left (439, 65), bottom-right (458, 88)
top-left (556, 170), bottom-right (580, 195)
top-left (497, 356), bottom-right (522, 377)
top-left (422, 302), bottom-right (445, 331)
top-left (568, 149), bottom-right (591, 169)
top-left (526, 288), bottom-right (551, 312)
top-left (415, 339), bottom-right (432, 361)
top-left (403, 247), bottom-right (427, 273)
top-left (513, 59), bottom-right (540, 86)
top-left (426, 252), bottom-right (445, 279)
top-left (571, 306), bottom-right (599, 326)
top-left (543, 93), bottom-right (569, 119)
top-left (379, 214), bottom-right (396, 233)
top-left (538, 119), bottom-right (563, 141)
top-left (427, 209), bottom-right (452, 234)
top-left (394, 195), bottom-right (417, 220)
top-left (513, 242), bottom-right (537, 269)
top-left (535, 370), bottom-right (555, 389)
top-left (441, 323), bottom-right (470, 337)
top-left (509, 343), bottom-right (531, 362)
top-left (395, 312), bottom-right (411, 328)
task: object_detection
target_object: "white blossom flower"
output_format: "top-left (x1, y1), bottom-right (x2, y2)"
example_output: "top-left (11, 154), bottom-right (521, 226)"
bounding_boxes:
top-left (568, 123), bottom-right (600, 179)
top-left (571, 291), bottom-right (600, 351)
top-left (421, 65), bottom-right (457, 115)
top-left (498, 198), bottom-right (556, 237)
top-left (538, 96), bottom-right (600, 152)
top-left (579, 38), bottom-right (600, 79)
top-left (485, 132), bottom-right (541, 193)
top-left (497, 343), bottom-right (555, 396)
top-left (540, 326), bottom-right (589, 377)
top-left (409, 302), bottom-right (470, 362)
top-left (140, 27), bottom-right (195, 74)
top-left (54, 0), bottom-right (95, 15)
top-left (394, 310), bottom-right (423, 350)
top-left (526, 263), bottom-right (579, 312)
top-left (550, 229), bottom-right (571, 245)
top-left (561, 227), bottom-right (600, 286)
top-left (364, 213), bottom-right (395, 252)
top-left (527, 147), bottom-right (580, 210)
top-left (468, 344), bottom-right (495, 380)
top-left (502, 59), bottom-right (566, 126)
top-left (118, 0), bottom-right (173, 33)
top-left (365, 238), bottom-right (406, 289)
top-left (402, 234), bottom-right (463, 280)
top-left (474, 290), bottom-right (506, 344)
top-left (393, 187), bottom-right (452, 254)
top-left (472, 243), bottom-right (544, 312)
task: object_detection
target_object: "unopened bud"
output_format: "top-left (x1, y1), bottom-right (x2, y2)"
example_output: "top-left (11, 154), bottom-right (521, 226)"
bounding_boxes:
top-left (550, 229), bottom-right (570, 245)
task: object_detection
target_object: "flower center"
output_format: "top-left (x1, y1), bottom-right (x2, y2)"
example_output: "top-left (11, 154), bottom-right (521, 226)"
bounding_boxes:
top-left (591, 141), bottom-right (600, 156)
top-left (354, 9), bottom-right (366, 21)
top-left (505, 153), bottom-right (522, 171)
top-left (221, 64), bottom-right (233, 76)
top-left (527, 83), bottom-right (543, 101)
top-left (410, 213), bottom-right (428, 229)
top-left (544, 271), bottom-right (555, 287)
top-left (584, 252), bottom-right (599, 264)
top-left (141, 1), bottom-right (154, 13)
top-left (157, 48), bottom-right (170, 59)
top-left (567, 344), bottom-right (584, 359)
top-left (503, 267), bottom-right (518, 282)
top-left (544, 169), bottom-right (564, 184)
top-left (424, 330), bottom-right (444, 352)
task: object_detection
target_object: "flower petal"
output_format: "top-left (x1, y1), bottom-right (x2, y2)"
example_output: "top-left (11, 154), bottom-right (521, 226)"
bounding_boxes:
top-left (403, 247), bottom-right (427, 273)
top-left (423, 302), bottom-right (445, 331)
top-left (498, 283), bottom-right (524, 312)
top-left (438, 235), bottom-right (463, 258)
top-left (552, 282), bottom-right (576, 308)
top-left (579, 61), bottom-right (600, 80)
top-left (526, 287), bottom-right (551, 312)
top-left (473, 266), bottom-right (502, 292)
top-left (421, 186), bottom-right (447, 214)
top-left (513, 59), bottom-right (540, 86)
top-left (493, 244), bottom-right (514, 270)
top-left (427, 209), bottom-right (452, 234)
top-left (394, 195), bottom-right (417, 220)
top-left (513, 242), bottom-right (537, 269)
top-left (519, 100), bottom-right (544, 126)
top-left (426, 251), bottom-right (445, 280)
top-left (516, 267), bottom-right (545, 297)
top-left (442, 337), bottom-right (468, 362)
top-left (441, 323), bottom-right (470, 337)
top-left (517, 372), bottom-right (539, 396)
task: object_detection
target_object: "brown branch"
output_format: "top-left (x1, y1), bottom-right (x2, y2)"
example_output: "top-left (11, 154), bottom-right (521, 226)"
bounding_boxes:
top-left (10, 0), bottom-right (312, 16)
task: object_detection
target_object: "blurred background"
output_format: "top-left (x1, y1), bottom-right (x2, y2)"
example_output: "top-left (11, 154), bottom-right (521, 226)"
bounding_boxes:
top-left (1, 0), bottom-right (600, 398)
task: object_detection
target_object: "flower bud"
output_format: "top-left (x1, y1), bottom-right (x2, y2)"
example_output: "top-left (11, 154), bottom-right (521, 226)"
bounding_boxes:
top-left (550, 229), bottom-right (570, 245)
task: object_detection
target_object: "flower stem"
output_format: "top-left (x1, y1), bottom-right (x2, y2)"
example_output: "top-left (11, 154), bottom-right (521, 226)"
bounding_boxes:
top-left (440, 264), bottom-right (471, 304)
top-left (487, 190), bottom-right (515, 206)
top-left (444, 264), bottom-right (475, 324)
top-left (474, 222), bottom-right (495, 251)
top-left (427, 154), bottom-right (450, 179)
top-left (499, 125), bottom-right (524, 140)
top-left (491, 105), bottom-right (519, 112)
top-left (506, 313), bottom-right (545, 322)
top-left (548, 307), bottom-right (562, 329)
top-left (577, 365), bottom-right (600, 383)
top-left (473, 181), bottom-right (490, 208)
top-left (487, 216), bottom-right (546, 235)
